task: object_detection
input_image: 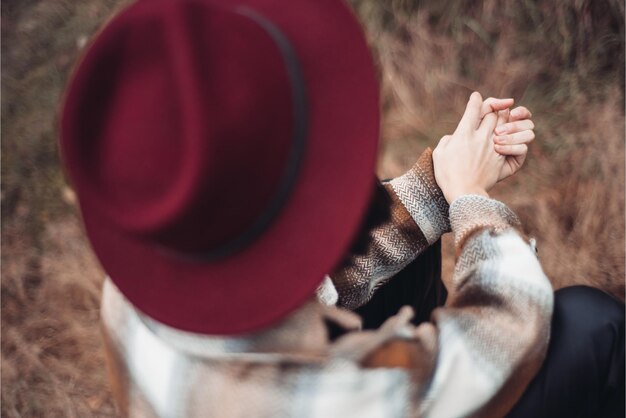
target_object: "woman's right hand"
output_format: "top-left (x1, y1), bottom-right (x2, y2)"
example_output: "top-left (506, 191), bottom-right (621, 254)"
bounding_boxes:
top-left (432, 92), bottom-right (505, 204)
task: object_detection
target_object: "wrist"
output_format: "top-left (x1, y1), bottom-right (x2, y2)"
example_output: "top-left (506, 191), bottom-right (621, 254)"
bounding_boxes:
top-left (445, 188), bottom-right (489, 205)
top-left (449, 194), bottom-right (522, 251)
top-left (389, 148), bottom-right (451, 242)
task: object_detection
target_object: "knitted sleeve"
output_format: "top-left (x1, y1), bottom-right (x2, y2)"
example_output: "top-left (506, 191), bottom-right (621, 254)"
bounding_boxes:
top-left (330, 147), bottom-right (450, 309)
top-left (410, 195), bottom-right (554, 417)
top-left (332, 195), bottom-right (554, 417)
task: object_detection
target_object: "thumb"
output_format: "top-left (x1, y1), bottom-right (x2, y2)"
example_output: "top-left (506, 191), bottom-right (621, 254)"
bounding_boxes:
top-left (457, 92), bottom-right (483, 132)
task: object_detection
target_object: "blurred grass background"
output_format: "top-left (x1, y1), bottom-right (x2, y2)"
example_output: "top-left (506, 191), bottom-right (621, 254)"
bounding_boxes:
top-left (1, 0), bottom-right (624, 416)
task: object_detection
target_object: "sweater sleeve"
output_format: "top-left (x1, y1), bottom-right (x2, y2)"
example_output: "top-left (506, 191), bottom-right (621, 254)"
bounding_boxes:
top-left (331, 148), bottom-right (450, 309)
top-left (415, 195), bottom-right (553, 417)
top-left (332, 195), bottom-right (554, 417)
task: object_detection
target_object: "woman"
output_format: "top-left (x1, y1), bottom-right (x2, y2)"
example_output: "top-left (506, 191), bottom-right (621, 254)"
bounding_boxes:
top-left (59, 0), bottom-right (623, 416)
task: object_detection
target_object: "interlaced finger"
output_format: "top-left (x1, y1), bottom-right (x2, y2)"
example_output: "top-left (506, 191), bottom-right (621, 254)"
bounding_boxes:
top-left (494, 143), bottom-right (528, 156)
top-left (480, 98), bottom-right (514, 120)
top-left (495, 108), bottom-right (509, 131)
top-left (477, 111), bottom-right (498, 136)
top-left (508, 106), bottom-right (532, 121)
top-left (494, 130), bottom-right (535, 146)
top-left (495, 119), bottom-right (534, 135)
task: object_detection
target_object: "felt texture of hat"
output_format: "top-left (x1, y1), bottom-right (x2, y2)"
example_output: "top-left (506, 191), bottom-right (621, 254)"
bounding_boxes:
top-left (61, 0), bottom-right (379, 334)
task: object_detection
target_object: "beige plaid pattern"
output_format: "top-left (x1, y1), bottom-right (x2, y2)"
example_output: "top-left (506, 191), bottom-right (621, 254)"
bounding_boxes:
top-left (101, 149), bottom-right (554, 418)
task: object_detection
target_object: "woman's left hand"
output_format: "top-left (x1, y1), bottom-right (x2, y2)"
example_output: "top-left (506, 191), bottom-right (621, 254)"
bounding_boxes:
top-left (492, 106), bottom-right (535, 181)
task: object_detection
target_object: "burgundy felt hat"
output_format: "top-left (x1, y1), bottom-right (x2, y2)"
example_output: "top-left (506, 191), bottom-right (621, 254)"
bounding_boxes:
top-left (60, 0), bottom-right (379, 334)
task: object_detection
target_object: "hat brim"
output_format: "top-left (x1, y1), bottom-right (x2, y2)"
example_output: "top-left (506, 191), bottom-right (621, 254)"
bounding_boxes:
top-left (77, 0), bottom-right (380, 334)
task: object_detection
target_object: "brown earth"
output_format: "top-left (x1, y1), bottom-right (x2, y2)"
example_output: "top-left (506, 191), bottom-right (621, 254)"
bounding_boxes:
top-left (2, 0), bottom-right (624, 416)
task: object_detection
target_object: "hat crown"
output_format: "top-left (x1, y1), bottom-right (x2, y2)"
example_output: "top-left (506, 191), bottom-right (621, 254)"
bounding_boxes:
top-left (63, 1), bottom-right (296, 255)
top-left (61, 0), bottom-right (380, 334)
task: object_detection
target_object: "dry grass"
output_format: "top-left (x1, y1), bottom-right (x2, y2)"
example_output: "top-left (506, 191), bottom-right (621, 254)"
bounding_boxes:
top-left (2, 1), bottom-right (130, 415)
top-left (2, 0), bottom-right (624, 416)
top-left (2, 218), bottom-right (116, 417)
top-left (353, 0), bottom-right (625, 297)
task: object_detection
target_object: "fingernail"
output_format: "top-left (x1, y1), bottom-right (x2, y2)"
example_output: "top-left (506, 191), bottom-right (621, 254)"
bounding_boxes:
top-left (495, 125), bottom-right (507, 134)
top-left (510, 109), bottom-right (520, 118)
top-left (494, 135), bottom-right (504, 143)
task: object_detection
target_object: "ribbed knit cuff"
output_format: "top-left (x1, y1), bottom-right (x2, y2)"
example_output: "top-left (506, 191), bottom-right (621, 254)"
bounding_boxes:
top-left (449, 195), bottom-right (522, 252)
top-left (388, 148), bottom-right (450, 245)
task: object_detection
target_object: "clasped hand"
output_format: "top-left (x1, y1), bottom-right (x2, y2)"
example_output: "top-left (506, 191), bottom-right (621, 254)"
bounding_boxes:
top-left (433, 92), bottom-right (535, 204)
